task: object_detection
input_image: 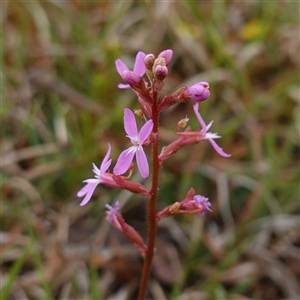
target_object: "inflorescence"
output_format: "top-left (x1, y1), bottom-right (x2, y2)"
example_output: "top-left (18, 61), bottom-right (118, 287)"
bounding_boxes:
top-left (77, 49), bottom-right (230, 253)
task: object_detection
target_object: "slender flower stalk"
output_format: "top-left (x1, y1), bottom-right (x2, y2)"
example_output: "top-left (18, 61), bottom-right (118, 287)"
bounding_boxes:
top-left (77, 49), bottom-right (231, 297)
top-left (137, 90), bottom-right (160, 300)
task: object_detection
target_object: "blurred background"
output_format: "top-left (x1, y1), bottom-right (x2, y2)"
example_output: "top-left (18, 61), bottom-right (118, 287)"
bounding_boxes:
top-left (2, 1), bottom-right (299, 299)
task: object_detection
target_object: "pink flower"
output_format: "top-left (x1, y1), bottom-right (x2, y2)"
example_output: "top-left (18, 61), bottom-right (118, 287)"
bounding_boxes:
top-left (156, 188), bottom-right (212, 220)
top-left (182, 195), bottom-right (212, 215)
top-left (77, 144), bottom-right (115, 206)
top-left (194, 195), bottom-right (212, 215)
top-left (187, 82), bottom-right (210, 102)
top-left (193, 103), bottom-right (231, 157)
top-left (113, 108), bottom-right (153, 178)
top-left (105, 200), bottom-right (121, 230)
top-left (115, 52), bottom-right (146, 89)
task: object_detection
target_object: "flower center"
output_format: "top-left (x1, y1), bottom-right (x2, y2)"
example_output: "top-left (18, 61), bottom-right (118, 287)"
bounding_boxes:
top-left (131, 137), bottom-right (141, 147)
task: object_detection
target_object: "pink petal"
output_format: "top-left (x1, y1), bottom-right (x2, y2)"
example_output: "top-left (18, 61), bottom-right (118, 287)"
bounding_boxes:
top-left (115, 59), bottom-right (128, 77)
top-left (139, 119), bottom-right (153, 143)
top-left (187, 82), bottom-right (210, 102)
top-left (193, 103), bottom-right (207, 131)
top-left (113, 148), bottom-right (135, 175)
top-left (136, 148), bottom-right (149, 178)
top-left (92, 163), bottom-right (100, 177)
top-left (158, 49), bottom-right (173, 65)
top-left (133, 52), bottom-right (146, 76)
top-left (118, 83), bottom-right (130, 89)
top-left (105, 200), bottom-right (120, 222)
top-left (78, 181), bottom-right (99, 206)
top-left (208, 139), bottom-right (231, 157)
top-left (122, 70), bottom-right (141, 85)
top-left (100, 143), bottom-right (112, 174)
top-left (124, 108), bottom-right (138, 138)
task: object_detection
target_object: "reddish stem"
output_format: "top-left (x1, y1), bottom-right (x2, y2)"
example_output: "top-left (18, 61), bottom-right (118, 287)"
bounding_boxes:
top-left (137, 91), bottom-right (160, 300)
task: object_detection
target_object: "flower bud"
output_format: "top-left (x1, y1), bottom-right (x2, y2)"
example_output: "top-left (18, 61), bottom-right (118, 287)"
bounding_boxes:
top-left (187, 81), bottom-right (210, 102)
top-left (152, 57), bottom-right (166, 73)
top-left (158, 49), bottom-right (173, 66)
top-left (144, 54), bottom-right (155, 70)
top-left (154, 65), bottom-right (168, 80)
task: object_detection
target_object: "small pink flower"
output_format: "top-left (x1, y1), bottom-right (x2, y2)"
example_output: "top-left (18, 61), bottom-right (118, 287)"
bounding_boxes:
top-left (115, 52), bottom-right (146, 89)
top-left (194, 195), bottom-right (212, 215)
top-left (156, 188), bottom-right (212, 220)
top-left (187, 82), bottom-right (210, 102)
top-left (105, 200), bottom-right (121, 230)
top-left (193, 103), bottom-right (231, 157)
top-left (114, 109), bottom-right (153, 178)
top-left (77, 144), bottom-right (114, 206)
top-left (182, 195), bottom-right (212, 215)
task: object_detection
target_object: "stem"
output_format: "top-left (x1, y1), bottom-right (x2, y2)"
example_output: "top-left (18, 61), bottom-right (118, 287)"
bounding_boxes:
top-left (137, 91), bottom-right (160, 300)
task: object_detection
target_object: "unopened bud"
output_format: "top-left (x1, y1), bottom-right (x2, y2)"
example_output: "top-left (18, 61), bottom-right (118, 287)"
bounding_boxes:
top-left (154, 65), bottom-right (168, 80)
top-left (158, 49), bottom-right (173, 66)
top-left (144, 54), bottom-right (155, 70)
top-left (187, 82), bottom-right (210, 102)
top-left (152, 57), bottom-right (166, 74)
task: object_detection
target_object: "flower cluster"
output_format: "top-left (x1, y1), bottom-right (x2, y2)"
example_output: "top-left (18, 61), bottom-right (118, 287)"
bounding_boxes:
top-left (77, 49), bottom-right (230, 254)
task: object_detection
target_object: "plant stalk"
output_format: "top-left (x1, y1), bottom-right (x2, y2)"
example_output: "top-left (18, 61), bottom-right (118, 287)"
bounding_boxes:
top-left (137, 91), bottom-right (160, 300)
